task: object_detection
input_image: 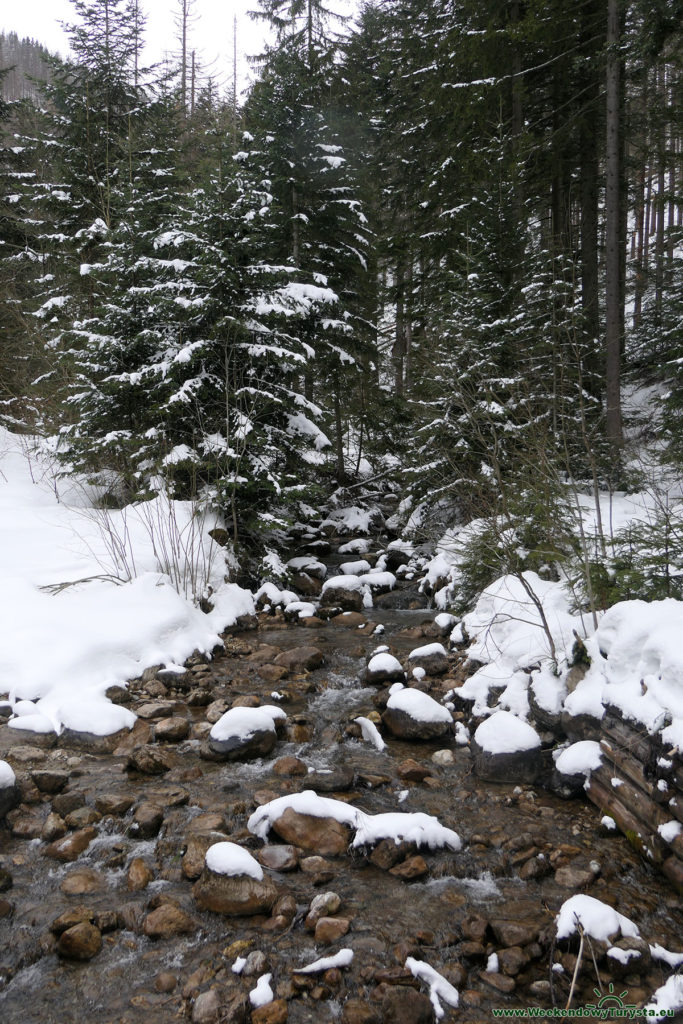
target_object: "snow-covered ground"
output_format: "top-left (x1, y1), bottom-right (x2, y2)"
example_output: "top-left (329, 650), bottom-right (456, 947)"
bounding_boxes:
top-left (0, 429), bottom-right (254, 736)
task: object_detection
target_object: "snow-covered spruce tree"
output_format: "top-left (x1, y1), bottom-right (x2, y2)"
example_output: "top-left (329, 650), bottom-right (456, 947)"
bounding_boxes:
top-left (244, 0), bottom-right (372, 483)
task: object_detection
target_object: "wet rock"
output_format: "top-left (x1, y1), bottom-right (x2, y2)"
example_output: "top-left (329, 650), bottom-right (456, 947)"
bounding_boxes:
top-left (258, 845), bottom-right (299, 872)
top-left (306, 766), bottom-right (355, 792)
top-left (30, 769), bottom-right (69, 794)
top-left (397, 759), bottom-right (432, 782)
top-left (60, 867), bottom-right (104, 895)
top-left (193, 866), bottom-right (278, 917)
top-left (341, 999), bottom-right (381, 1024)
top-left (305, 891), bottom-right (341, 929)
top-left (52, 791), bottom-right (85, 816)
top-left (7, 807), bottom-right (44, 838)
top-left (0, 867), bottom-right (12, 892)
top-left (154, 716), bottom-right (190, 742)
top-left (206, 699), bottom-right (230, 723)
top-left (382, 706), bottom-right (451, 741)
top-left (65, 805), bottom-right (102, 828)
top-left (127, 857), bottom-right (155, 891)
top-left (389, 855), bottom-right (428, 880)
top-left (143, 903), bottom-right (197, 937)
top-left (45, 827), bottom-right (97, 862)
top-left (408, 644), bottom-right (449, 676)
top-left (374, 591), bottom-right (428, 610)
top-left (490, 919), bottom-right (542, 947)
top-left (273, 646), bottom-right (325, 672)
top-left (136, 701), bottom-right (178, 720)
top-left (155, 972), bottom-right (177, 993)
top-left (182, 832), bottom-right (229, 880)
top-left (252, 999), bottom-right (288, 1024)
top-left (57, 921), bottom-right (102, 960)
top-left (272, 756), bottom-right (307, 777)
top-left (381, 985), bottom-right (434, 1023)
top-left (431, 749), bottom-right (455, 766)
top-left (606, 937), bottom-right (651, 978)
top-left (243, 950), bottom-right (269, 976)
top-left (480, 971), bottom-right (515, 994)
top-left (60, 727), bottom-right (132, 755)
top-left (258, 664), bottom-right (289, 683)
top-left (192, 989), bottom-right (221, 1024)
top-left (300, 856), bottom-right (336, 883)
top-left (128, 802), bottom-right (164, 839)
top-left (187, 688), bottom-right (213, 707)
top-left (471, 713), bottom-right (542, 784)
top-left (461, 915), bottom-right (489, 942)
top-left (370, 839), bottom-right (417, 871)
top-left (271, 807), bottom-right (351, 856)
top-left (315, 916), bottom-right (350, 944)
top-left (0, 782), bottom-right (20, 820)
top-left (95, 792), bottom-right (135, 816)
top-left (321, 586), bottom-right (363, 612)
top-left (50, 905), bottom-right (95, 934)
top-left (126, 745), bottom-right (174, 774)
top-left (497, 946), bottom-right (530, 976)
top-left (42, 811), bottom-right (68, 842)
top-left (554, 863), bottom-right (598, 889)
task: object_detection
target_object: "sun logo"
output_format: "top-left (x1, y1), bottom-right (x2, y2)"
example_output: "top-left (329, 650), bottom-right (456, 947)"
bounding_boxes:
top-left (585, 982), bottom-right (636, 1015)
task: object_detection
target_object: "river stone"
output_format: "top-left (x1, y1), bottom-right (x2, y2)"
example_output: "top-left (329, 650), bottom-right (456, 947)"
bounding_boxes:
top-left (306, 766), bottom-right (355, 793)
top-left (193, 865), bottom-right (278, 917)
top-left (258, 845), bottom-right (299, 872)
top-left (341, 1000), bottom-right (381, 1024)
top-left (381, 986), bottom-right (434, 1023)
top-left (408, 644), bottom-right (449, 676)
top-left (128, 802), bottom-right (164, 839)
top-left (300, 856), bottom-right (336, 883)
top-left (490, 918), bottom-right (542, 947)
top-left (143, 903), bottom-right (197, 937)
top-left (192, 990), bottom-right (221, 1024)
top-left (136, 700), bottom-right (178, 720)
top-left (66, 805), bottom-right (102, 828)
top-left (45, 826), bottom-right (97, 862)
top-left (331, 611), bottom-right (367, 628)
top-left (59, 727), bottom-right (132, 755)
top-left (126, 744), bottom-right (174, 774)
top-left (273, 646), bottom-right (325, 672)
top-left (270, 807), bottom-right (351, 856)
top-left (182, 832), bottom-right (230, 880)
top-left (154, 716), bottom-right (190, 742)
top-left (42, 811), bottom-right (68, 842)
top-left (57, 921), bottom-right (102, 960)
top-left (95, 792), bottom-right (136, 816)
top-left (252, 1000), bottom-right (288, 1024)
top-left (471, 713), bottom-right (542, 784)
top-left (320, 586), bottom-right (363, 612)
top-left (31, 769), bottom-right (69, 794)
top-left (382, 706), bottom-right (451, 741)
top-left (305, 891), bottom-right (341, 929)
top-left (0, 784), bottom-right (20, 820)
top-left (389, 855), bottom-right (428, 880)
top-left (60, 867), bottom-right (105, 895)
top-left (272, 756), bottom-right (307, 777)
top-left (315, 916), bottom-right (350, 944)
top-left (606, 936), bottom-right (651, 978)
top-left (127, 857), bottom-right (155, 891)
top-left (208, 727), bottom-right (276, 761)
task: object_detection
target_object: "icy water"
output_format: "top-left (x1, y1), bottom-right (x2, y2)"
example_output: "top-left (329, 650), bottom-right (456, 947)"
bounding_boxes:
top-left (0, 603), bottom-right (681, 1023)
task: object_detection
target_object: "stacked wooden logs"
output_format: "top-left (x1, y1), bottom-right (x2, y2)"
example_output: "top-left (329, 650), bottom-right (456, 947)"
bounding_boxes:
top-left (585, 705), bottom-right (683, 893)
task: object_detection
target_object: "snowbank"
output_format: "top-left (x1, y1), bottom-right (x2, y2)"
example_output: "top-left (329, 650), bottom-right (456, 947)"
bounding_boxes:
top-left (555, 895), bottom-right (639, 942)
top-left (0, 430), bottom-right (254, 736)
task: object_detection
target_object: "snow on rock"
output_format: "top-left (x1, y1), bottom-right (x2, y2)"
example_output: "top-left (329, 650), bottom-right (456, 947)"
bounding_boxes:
top-left (293, 949), bottom-right (354, 974)
top-left (340, 559), bottom-right (371, 575)
top-left (338, 538), bottom-right (370, 555)
top-left (283, 600), bottom-right (316, 620)
top-left (205, 842), bottom-right (264, 880)
top-left (0, 760), bottom-right (16, 788)
top-left (357, 570), bottom-right (396, 591)
top-left (405, 957), bottom-right (459, 1019)
top-left (386, 686), bottom-right (452, 725)
top-left (555, 895), bottom-right (640, 943)
top-left (554, 740), bottom-right (603, 777)
top-left (249, 973), bottom-right (274, 1008)
top-left (355, 716), bottom-right (386, 751)
top-left (255, 582), bottom-right (297, 608)
top-left (409, 643), bottom-right (448, 661)
top-left (210, 705), bottom-right (285, 742)
top-left (473, 711), bottom-right (541, 754)
top-left (248, 790), bottom-right (460, 852)
top-left (319, 506), bottom-right (382, 536)
top-left (364, 652), bottom-right (405, 684)
top-left (286, 556), bottom-right (327, 579)
top-left (321, 574), bottom-right (364, 593)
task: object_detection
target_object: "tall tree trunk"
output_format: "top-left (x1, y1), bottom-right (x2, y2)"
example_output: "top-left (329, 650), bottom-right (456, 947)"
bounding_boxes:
top-left (579, 0), bottom-right (601, 384)
top-left (605, 0), bottom-right (623, 448)
top-left (393, 263), bottom-right (405, 395)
